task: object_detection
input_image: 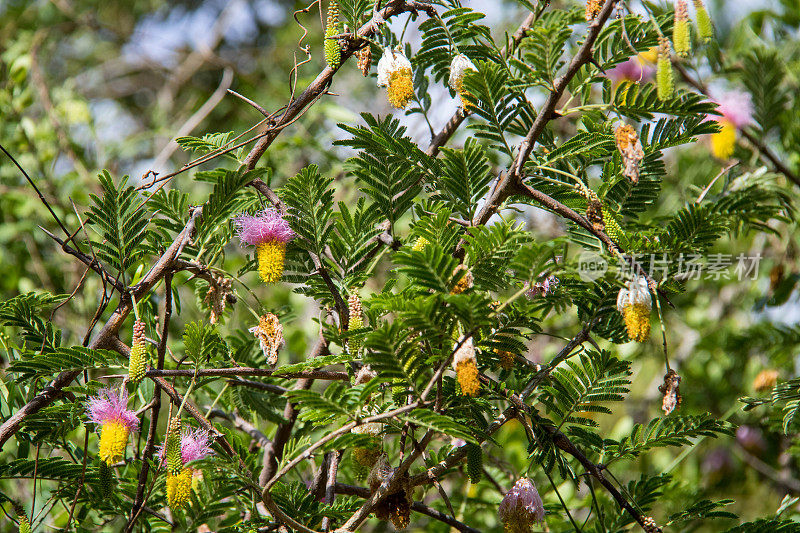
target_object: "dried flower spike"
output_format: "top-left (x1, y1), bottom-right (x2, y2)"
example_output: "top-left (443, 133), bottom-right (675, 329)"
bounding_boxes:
top-left (615, 123), bottom-right (644, 184)
top-left (368, 456), bottom-right (413, 529)
top-left (451, 264), bottom-right (474, 295)
top-left (324, 0), bottom-right (341, 69)
top-left (693, 0), bottom-right (714, 42)
top-left (128, 319), bottom-right (147, 385)
top-left (498, 478), bottom-right (546, 532)
top-left (249, 313), bottom-right (285, 366)
top-left (233, 209), bottom-right (295, 284)
top-left (448, 54), bottom-right (478, 113)
top-left (204, 274), bottom-right (233, 324)
top-left (585, 0), bottom-right (603, 21)
top-left (673, 0), bottom-right (691, 57)
top-left (585, 191), bottom-right (605, 233)
top-left (658, 369), bottom-right (682, 415)
top-left (377, 49), bottom-right (414, 109)
top-left (616, 276), bottom-right (651, 342)
top-left (643, 516), bottom-right (663, 533)
top-left (453, 337), bottom-right (479, 397)
top-left (356, 45), bottom-right (372, 76)
top-left (656, 37), bottom-right (674, 101)
top-left (496, 349), bottom-right (516, 370)
top-left (708, 90), bottom-right (753, 160)
top-left (86, 387), bottom-right (139, 465)
top-left (753, 369), bottom-right (778, 392)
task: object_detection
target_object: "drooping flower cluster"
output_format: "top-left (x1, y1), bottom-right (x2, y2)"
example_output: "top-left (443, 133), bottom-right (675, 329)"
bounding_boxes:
top-left (128, 319), bottom-right (148, 385)
top-left (498, 478), bottom-right (546, 533)
top-left (233, 209), bottom-right (295, 284)
top-left (249, 313), bottom-right (285, 366)
top-left (356, 45), bottom-right (372, 76)
top-left (658, 369), bottom-right (682, 415)
top-left (204, 274), bottom-right (233, 324)
top-left (453, 337), bottom-right (479, 397)
top-left (615, 123), bottom-right (644, 185)
top-left (708, 90), bottom-right (753, 160)
top-left (585, 190), bottom-right (605, 233)
top-left (377, 49), bottom-right (414, 109)
top-left (368, 455), bottom-right (413, 529)
top-left (616, 276), bottom-right (651, 342)
top-left (584, 0), bottom-right (603, 21)
top-left (86, 388), bottom-right (139, 465)
top-left (448, 54), bottom-right (478, 112)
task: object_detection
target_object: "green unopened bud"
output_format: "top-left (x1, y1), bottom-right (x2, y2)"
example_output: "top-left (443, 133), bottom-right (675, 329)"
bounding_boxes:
top-left (166, 417), bottom-right (183, 476)
top-left (324, 0), bottom-right (341, 69)
top-left (14, 503), bottom-right (30, 533)
top-left (128, 319), bottom-right (148, 385)
top-left (347, 294), bottom-right (364, 355)
top-left (601, 207), bottom-right (624, 243)
top-left (466, 443), bottom-right (482, 484)
top-left (693, 0), bottom-right (714, 42)
top-left (99, 460), bottom-right (114, 498)
top-left (656, 37), bottom-right (674, 101)
top-left (673, 0), bottom-right (690, 58)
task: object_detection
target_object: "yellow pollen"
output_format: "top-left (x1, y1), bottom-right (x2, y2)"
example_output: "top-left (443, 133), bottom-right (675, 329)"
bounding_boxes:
top-left (456, 359), bottom-right (480, 396)
top-left (99, 420), bottom-right (130, 465)
top-left (622, 303), bottom-right (651, 342)
top-left (256, 241), bottom-right (287, 283)
top-left (459, 89), bottom-right (476, 113)
top-left (412, 236), bottom-right (429, 251)
top-left (711, 120), bottom-right (737, 160)
top-left (166, 467), bottom-right (193, 509)
top-left (496, 349), bottom-right (515, 370)
top-left (387, 68), bottom-right (414, 109)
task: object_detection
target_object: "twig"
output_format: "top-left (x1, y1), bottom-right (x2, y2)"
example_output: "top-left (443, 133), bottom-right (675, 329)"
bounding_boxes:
top-left (144, 367), bottom-right (348, 380)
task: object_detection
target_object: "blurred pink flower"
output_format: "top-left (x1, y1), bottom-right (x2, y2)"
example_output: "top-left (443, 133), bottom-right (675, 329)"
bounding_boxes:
top-left (498, 478), bottom-right (546, 532)
top-left (710, 90), bottom-right (754, 128)
top-left (606, 49), bottom-right (657, 85)
top-left (233, 209), bottom-right (295, 247)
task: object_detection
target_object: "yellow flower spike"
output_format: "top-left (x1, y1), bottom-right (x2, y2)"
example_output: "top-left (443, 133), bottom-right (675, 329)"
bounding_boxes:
top-left (617, 277), bottom-right (652, 343)
top-left (693, 0), bottom-right (714, 42)
top-left (99, 421), bottom-right (131, 465)
top-left (411, 236), bottom-right (429, 251)
top-left (256, 240), bottom-right (288, 283)
top-left (453, 337), bottom-right (480, 396)
top-left (128, 319), bottom-right (147, 385)
top-left (377, 49), bottom-right (414, 109)
top-left (166, 467), bottom-right (193, 510)
top-left (673, 0), bottom-right (691, 58)
top-left (656, 37), bottom-right (674, 101)
top-left (710, 119), bottom-right (737, 160)
top-left (324, 0), bottom-right (341, 69)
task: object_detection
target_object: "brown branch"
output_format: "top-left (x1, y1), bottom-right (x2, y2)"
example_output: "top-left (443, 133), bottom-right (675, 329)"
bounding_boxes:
top-left (144, 367), bottom-right (347, 381)
top-left (0, 208), bottom-right (201, 448)
top-left (334, 483), bottom-right (480, 533)
top-left (321, 450), bottom-right (342, 531)
top-left (259, 337), bottom-right (329, 486)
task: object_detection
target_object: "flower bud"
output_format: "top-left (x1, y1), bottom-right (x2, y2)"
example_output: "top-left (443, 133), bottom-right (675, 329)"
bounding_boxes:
top-left (466, 443), bottom-right (482, 484)
top-left (656, 37), bottom-right (674, 101)
top-left (348, 294), bottom-right (364, 355)
top-left (673, 0), bottom-right (691, 58)
top-left (324, 0), bottom-right (341, 69)
top-left (99, 460), bottom-right (114, 498)
top-left (693, 0), bottom-right (714, 42)
top-left (498, 478), bottom-right (546, 532)
top-left (166, 416), bottom-right (183, 476)
top-left (128, 319), bottom-right (147, 385)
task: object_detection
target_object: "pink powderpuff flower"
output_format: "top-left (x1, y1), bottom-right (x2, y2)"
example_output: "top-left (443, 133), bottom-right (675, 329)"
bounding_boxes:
top-left (606, 49), bottom-right (657, 85)
top-left (86, 387), bottom-right (139, 430)
top-left (233, 209), bottom-right (295, 283)
top-left (86, 387), bottom-right (139, 464)
top-left (180, 427), bottom-right (214, 464)
top-left (710, 89), bottom-right (754, 129)
top-left (498, 478), bottom-right (546, 532)
top-left (233, 208), bottom-right (295, 247)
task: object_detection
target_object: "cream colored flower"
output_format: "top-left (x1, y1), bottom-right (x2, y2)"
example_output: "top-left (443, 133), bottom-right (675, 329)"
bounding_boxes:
top-left (377, 49), bottom-right (414, 109)
top-left (616, 276), bottom-right (652, 342)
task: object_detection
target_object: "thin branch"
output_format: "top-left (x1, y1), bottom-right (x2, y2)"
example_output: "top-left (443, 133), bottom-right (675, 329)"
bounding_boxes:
top-left (144, 367), bottom-right (348, 380)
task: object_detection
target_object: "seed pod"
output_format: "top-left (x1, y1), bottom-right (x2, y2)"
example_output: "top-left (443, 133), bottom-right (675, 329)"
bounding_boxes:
top-left (466, 443), bottom-right (482, 484)
top-left (693, 0), bottom-right (714, 42)
top-left (128, 319), bottom-right (147, 385)
top-left (656, 37), bottom-right (674, 101)
top-left (673, 0), bottom-right (691, 57)
top-left (99, 460), bottom-right (114, 498)
top-left (166, 416), bottom-right (183, 476)
top-left (324, 0), bottom-right (341, 69)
